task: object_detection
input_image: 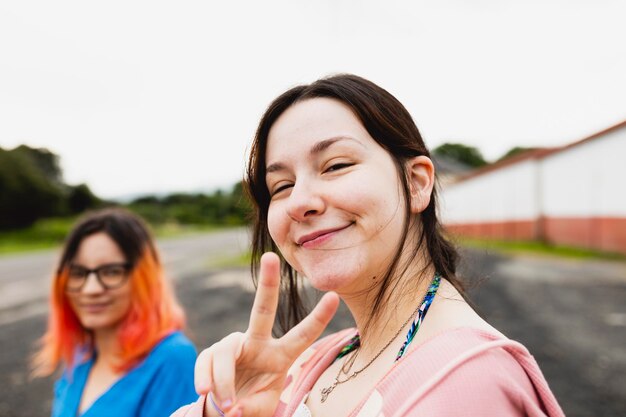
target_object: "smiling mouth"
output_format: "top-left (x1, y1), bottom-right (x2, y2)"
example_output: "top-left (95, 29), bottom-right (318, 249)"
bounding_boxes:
top-left (80, 302), bottom-right (111, 312)
top-left (297, 223), bottom-right (354, 247)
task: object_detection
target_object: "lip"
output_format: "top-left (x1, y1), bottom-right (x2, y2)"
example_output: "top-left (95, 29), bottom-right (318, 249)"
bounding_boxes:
top-left (297, 223), bottom-right (353, 247)
top-left (80, 302), bottom-right (111, 313)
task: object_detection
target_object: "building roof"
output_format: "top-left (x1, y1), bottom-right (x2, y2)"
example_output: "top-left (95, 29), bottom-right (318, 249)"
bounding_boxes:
top-left (452, 119), bottom-right (626, 184)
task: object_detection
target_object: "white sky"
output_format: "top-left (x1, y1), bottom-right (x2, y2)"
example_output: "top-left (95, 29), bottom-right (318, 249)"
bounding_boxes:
top-left (1, 0), bottom-right (624, 199)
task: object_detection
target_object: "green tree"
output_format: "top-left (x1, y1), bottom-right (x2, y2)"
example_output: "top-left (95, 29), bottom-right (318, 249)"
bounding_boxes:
top-left (132, 195), bottom-right (162, 205)
top-left (0, 145), bottom-right (106, 230)
top-left (497, 146), bottom-right (538, 162)
top-left (229, 181), bottom-right (252, 223)
top-left (125, 182), bottom-right (252, 226)
top-left (68, 183), bottom-right (102, 213)
top-left (13, 145), bottom-right (64, 184)
top-left (432, 143), bottom-right (487, 168)
top-left (0, 147), bottom-right (65, 229)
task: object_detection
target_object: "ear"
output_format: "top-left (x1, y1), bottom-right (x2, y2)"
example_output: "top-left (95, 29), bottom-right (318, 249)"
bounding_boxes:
top-left (406, 156), bottom-right (435, 214)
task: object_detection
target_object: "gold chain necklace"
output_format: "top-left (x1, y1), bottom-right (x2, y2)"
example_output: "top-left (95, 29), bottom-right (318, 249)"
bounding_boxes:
top-left (319, 301), bottom-right (422, 403)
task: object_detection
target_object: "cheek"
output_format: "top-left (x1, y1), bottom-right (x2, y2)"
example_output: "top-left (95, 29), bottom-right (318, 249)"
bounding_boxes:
top-left (117, 289), bottom-right (133, 312)
top-left (347, 183), bottom-right (402, 223)
top-left (67, 295), bottom-right (80, 313)
top-left (267, 205), bottom-right (286, 245)
top-left (110, 286), bottom-right (133, 318)
top-left (267, 205), bottom-right (304, 269)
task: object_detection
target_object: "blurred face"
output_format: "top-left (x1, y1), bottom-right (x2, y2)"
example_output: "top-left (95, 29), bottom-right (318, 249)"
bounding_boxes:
top-left (265, 98), bottom-right (408, 294)
top-left (66, 232), bottom-right (132, 333)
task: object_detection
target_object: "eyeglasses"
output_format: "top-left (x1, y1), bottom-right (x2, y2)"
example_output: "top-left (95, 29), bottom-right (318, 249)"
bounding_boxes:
top-left (66, 263), bottom-right (131, 292)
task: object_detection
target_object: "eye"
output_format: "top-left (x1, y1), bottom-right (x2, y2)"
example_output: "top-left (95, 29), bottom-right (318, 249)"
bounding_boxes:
top-left (100, 265), bottom-right (126, 278)
top-left (270, 182), bottom-right (293, 197)
top-left (68, 267), bottom-right (87, 279)
top-left (324, 162), bottom-right (353, 173)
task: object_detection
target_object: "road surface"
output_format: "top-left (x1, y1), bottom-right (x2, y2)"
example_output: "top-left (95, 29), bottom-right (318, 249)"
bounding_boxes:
top-left (0, 231), bottom-right (624, 416)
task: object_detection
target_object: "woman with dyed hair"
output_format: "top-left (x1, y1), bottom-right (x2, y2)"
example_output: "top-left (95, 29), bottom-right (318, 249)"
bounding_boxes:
top-left (33, 208), bottom-right (197, 417)
top-left (174, 74), bottom-right (564, 417)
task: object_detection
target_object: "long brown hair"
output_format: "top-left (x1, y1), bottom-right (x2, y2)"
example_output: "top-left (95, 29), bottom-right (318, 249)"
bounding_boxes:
top-left (246, 74), bottom-right (461, 334)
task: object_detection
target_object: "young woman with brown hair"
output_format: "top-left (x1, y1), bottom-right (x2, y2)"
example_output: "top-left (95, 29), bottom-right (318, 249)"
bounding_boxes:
top-left (174, 74), bottom-right (564, 417)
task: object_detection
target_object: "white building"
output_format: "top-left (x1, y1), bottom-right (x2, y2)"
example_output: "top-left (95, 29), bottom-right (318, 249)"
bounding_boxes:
top-left (440, 120), bottom-right (626, 255)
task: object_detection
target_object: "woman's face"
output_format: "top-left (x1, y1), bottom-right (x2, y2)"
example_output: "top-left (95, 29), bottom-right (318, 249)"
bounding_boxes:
top-left (66, 232), bottom-right (132, 333)
top-left (265, 97), bottom-right (411, 295)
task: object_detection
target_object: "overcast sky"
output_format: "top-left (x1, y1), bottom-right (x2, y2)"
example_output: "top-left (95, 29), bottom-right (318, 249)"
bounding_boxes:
top-left (1, 0), bottom-right (624, 199)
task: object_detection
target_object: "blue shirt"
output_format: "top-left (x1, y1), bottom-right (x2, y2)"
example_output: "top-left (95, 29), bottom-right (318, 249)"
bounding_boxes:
top-left (52, 331), bottom-right (198, 417)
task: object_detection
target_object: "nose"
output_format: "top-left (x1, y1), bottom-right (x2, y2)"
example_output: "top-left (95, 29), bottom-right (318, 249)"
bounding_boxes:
top-left (81, 271), bottom-right (105, 294)
top-left (285, 180), bottom-right (325, 222)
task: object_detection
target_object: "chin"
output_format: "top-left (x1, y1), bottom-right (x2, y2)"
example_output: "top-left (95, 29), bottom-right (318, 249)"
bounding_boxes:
top-left (78, 315), bottom-right (122, 332)
top-left (294, 256), bottom-right (360, 293)
top-left (80, 320), bottom-right (111, 331)
top-left (301, 268), bottom-right (358, 292)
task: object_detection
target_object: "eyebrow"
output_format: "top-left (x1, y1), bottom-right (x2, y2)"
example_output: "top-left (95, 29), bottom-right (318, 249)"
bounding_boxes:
top-left (266, 136), bottom-right (363, 174)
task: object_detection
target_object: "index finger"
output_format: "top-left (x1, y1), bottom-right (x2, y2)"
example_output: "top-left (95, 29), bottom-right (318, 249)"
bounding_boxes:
top-left (247, 252), bottom-right (281, 339)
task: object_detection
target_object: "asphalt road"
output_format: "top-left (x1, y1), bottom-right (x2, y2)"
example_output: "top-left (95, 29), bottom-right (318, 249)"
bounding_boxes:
top-left (1, 232), bottom-right (625, 416)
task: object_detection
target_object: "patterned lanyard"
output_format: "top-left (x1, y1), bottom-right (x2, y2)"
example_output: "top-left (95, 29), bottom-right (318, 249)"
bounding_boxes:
top-left (334, 273), bottom-right (442, 363)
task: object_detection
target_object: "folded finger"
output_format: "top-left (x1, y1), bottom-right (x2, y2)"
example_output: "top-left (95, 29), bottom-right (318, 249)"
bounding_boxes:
top-left (236, 391), bottom-right (280, 417)
top-left (212, 332), bottom-right (244, 410)
top-left (195, 346), bottom-right (214, 394)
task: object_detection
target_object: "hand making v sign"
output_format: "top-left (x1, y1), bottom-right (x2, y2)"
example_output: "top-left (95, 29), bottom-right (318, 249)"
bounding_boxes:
top-left (194, 253), bottom-right (339, 417)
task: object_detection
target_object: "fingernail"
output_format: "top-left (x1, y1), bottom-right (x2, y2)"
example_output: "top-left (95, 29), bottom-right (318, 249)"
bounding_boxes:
top-left (221, 399), bottom-right (233, 409)
top-left (233, 408), bottom-right (243, 417)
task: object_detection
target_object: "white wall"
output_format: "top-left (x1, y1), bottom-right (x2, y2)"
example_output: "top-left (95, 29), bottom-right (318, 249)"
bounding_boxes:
top-left (440, 158), bottom-right (538, 223)
top-left (440, 124), bottom-right (626, 224)
top-left (541, 128), bottom-right (626, 217)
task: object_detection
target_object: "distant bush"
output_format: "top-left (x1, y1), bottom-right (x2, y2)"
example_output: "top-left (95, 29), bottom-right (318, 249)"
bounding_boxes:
top-left (433, 143), bottom-right (488, 168)
top-left (126, 181), bottom-right (251, 226)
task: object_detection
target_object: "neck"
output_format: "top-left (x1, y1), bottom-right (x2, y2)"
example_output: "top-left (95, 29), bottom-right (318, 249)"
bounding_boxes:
top-left (339, 261), bottom-right (436, 358)
top-left (92, 327), bottom-right (122, 366)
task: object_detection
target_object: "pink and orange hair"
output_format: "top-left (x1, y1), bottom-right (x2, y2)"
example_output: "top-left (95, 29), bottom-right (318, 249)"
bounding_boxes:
top-left (31, 208), bottom-right (186, 377)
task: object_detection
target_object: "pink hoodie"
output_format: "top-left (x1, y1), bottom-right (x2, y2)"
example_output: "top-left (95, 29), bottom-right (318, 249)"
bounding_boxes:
top-left (173, 327), bottom-right (565, 417)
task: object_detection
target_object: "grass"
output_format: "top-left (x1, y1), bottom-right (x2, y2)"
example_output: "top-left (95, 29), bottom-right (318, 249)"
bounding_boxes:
top-left (207, 250), bottom-right (252, 269)
top-left (150, 222), bottom-right (226, 239)
top-left (0, 217), bottom-right (77, 255)
top-left (457, 237), bottom-right (626, 262)
top-left (0, 218), bottom-right (236, 256)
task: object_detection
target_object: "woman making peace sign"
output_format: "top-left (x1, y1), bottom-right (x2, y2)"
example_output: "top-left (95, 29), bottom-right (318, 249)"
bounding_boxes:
top-left (174, 74), bottom-right (564, 417)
